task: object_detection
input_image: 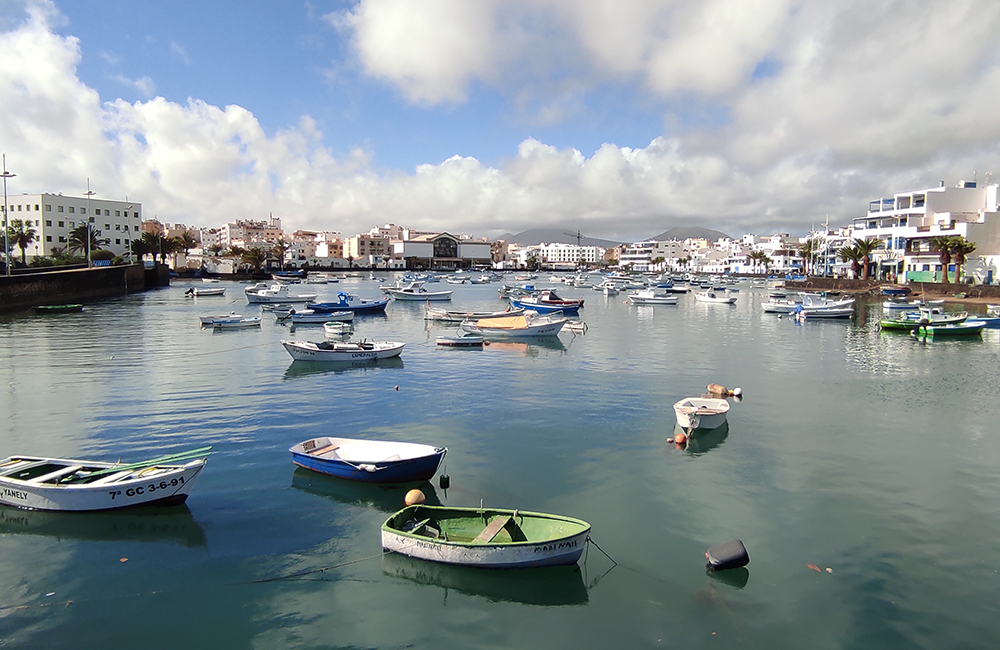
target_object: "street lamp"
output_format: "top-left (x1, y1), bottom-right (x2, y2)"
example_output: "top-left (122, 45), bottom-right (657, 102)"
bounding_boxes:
top-left (124, 203), bottom-right (133, 264)
top-left (83, 178), bottom-right (96, 268)
top-left (1, 154), bottom-right (14, 276)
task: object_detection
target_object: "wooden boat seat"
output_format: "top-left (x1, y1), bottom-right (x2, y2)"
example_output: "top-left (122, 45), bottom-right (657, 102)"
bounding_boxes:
top-left (474, 515), bottom-right (514, 543)
top-left (306, 444), bottom-right (340, 458)
top-left (27, 465), bottom-right (83, 483)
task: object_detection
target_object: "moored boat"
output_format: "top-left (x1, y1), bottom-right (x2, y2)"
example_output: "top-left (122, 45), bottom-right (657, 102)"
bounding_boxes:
top-left (290, 437), bottom-right (446, 483)
top-left (307, 292), bottom-right (390, 314)
top-left (694, 290), bottom-right (737, 304)
top-left (880, 310), bottom-right (968, 331)
top-left (281, 339), bottom-right (405, 361)
top-left (275, 309), bottom-right (354, 324)
top-left (914, 320), bottom-right (986, 338)
top-left (322, 321), bottom-right (353, 336)
top-left (436, 335), bottom-right (485, 347)
top-left (425, 304), bottom-right (524, 322)
top-left (627, 288), bottom-right (678, 305)
top-left (185, 287), bottom-right (226, 297)
top-left (211, 316), bottom-right (262, 329)
top-left (0, 448), bottom-right (211, 511)
top-left (384, 281), bottom-right (454, 301)
top-left (673, 397), bottom-right (730, 430)
top-left (459, 311), bottom-right (567, 338)
top-left (35, 304), bottom-right (84, 313)
top-left (245, 283), bottom-right (318, 304)
top-left (381, 504), bottom-right (591, 568)
top-left (508, 290), bottom-right (584, 315)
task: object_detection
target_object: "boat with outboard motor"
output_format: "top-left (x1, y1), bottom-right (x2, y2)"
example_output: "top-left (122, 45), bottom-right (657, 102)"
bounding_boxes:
top-left (307, 292), bottom-right (390, 314)
top-left (244, 283), bottom-right (318, 304)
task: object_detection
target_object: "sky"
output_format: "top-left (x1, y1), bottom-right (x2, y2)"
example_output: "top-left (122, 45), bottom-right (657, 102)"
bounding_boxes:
top-left (2, 0), bottom-right (1000, 242)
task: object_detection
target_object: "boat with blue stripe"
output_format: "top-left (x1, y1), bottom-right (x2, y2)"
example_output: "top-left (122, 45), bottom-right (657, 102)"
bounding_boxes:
top-left (290, 437), bottom-right (446, 483)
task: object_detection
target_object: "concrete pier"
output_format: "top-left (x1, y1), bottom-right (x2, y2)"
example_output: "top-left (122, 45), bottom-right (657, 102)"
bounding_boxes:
top-left (0, 264), bottom-right (168, 314)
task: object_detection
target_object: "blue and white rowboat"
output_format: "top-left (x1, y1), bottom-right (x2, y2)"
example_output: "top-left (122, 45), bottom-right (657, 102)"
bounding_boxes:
top-left (290, 437), bottom-right (446, 483)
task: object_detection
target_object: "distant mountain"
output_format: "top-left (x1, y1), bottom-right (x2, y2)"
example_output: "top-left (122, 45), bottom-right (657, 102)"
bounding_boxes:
top-left (500, 229), bottom-right (623, 248)
top-left (649, 226), bottom-right (731, 241)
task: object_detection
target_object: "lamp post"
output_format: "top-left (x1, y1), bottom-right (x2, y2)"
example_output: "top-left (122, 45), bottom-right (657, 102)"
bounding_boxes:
top-left (124, 203), bottom-right (133, 264)
top-left (83, 178), bottom-right (96, 268)
top-left (1, 155), bottom-right (14, 276)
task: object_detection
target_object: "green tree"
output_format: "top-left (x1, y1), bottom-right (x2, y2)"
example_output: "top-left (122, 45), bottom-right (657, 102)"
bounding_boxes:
top-left (838, 244), bottom-right (863, 278)
top-left (8, 219), bottom-right (37, 265)
top-left (853, 237), bottom-right (880, 280)
top-left (799, 239), bottom-right (818, 276)
top-left (927, 236), bottom-right (954, 284)
top-left (748, 250), bottom-right (771, 275)
top-left (271, 239), bottom-right (291, 271)
top-left (241, 247), bottom-right (268, 273)
top-left (68, 224), bottom-right (110, 258)
top-left (207, 243), bottom-right (223, 256)
top-left (175, 231), bottom-right (198, 256)
top-left (949, 236), bottom-right (977, 284)
top-left (140, 232), bottom-right (168, 263)
top-left (130, 237), bottom-right (154, 263)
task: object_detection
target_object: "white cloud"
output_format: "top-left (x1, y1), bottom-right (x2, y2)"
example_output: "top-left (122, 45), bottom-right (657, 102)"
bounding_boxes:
top-left (169, 41), bottom-right (190, 64)
top-left (5, 0), bottom-right (1000, 245)
top-left (113, 74), bottom-right (156, 97)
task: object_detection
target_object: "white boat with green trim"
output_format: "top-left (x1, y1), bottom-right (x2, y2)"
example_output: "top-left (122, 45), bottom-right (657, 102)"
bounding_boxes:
top-left (0, 448), bottom-right (211, 511)
top-left (381, 504), bottom-right (591, 568)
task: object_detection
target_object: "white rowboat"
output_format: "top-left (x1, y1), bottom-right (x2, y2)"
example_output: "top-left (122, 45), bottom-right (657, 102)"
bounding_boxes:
top-left (281, 339), bottom-right (405, 361)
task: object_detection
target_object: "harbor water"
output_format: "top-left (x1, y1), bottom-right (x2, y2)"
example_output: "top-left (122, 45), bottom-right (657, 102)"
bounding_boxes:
top-left (1, 277), bottom-right (999, 649)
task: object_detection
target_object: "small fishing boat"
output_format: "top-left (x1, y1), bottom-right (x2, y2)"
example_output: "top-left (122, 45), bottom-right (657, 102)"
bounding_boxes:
top-left (914, 320), bottom-right (987, 338)
top-left (307, 292), bottom-right (390, 314)
top-left (436, 335), bottom-right (485, 347)
top-left (185, 287), bottom-right (226, 297)
top-left (199, 311), bottom-right (240, 325)
top-left (275, 309), bottom-right (354, 324)
top-left (35, 304), bottom-right (84, 313)
top-left (425, 304), bottom-right (524, 322)
top-left (627, 289), bottom-right (678, 305)
top-left (879, 310), bottom-right (968, 331)
top-left (290, 437), bottom-right (446, 483)
top-left (673, 397), bottom-right (730, 430)
top-left (244, 283), bottom-right (318, 304)
top-left (0, 447), bottom-right (211, 511)
top-left (281, 339), bottom-right (405, 361)
top-left (384, 281), bottom-right (453, 302)
top-left (381, 504), bottom-right (591, 568)
top-left (459, 311), bottom-right (567, 338)
top-left (508, 290), bottom-right (584, 315)
top-left (694, 291), bottom-right (737, 304)
top-left (211, 316), bottom-right (262, 329)
top-left (322, 321), bottom-right (353, 336)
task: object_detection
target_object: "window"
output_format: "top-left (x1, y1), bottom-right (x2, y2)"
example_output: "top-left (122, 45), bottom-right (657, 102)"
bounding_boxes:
top-left (69, 207), bottom-right (75, 213)
top-left (80, 208), bottom-right (85, 214)
top-left (58, 221), bottom-right (64, 227)
top-left (133, 225), bottom-right (138, 231)
top-left (58, 236), bottom-right (66, 243)
top-left (34, 205), bottom-right (39, 211)
top-left (133, 212), bottom-right (139, 218)
top-left (115, 210), bottom-right (120, 217)
top-left (115, 224), bottom-right (121, 231)
top-left (46, 220), bottom-right (52, 226)
top-left (46, 235), bottom-right (52, 242)
top-left (45, 205), bottom-right (51, 211)
top-left (104, 209), bottom-right (110, 216)
top-left (17, 205), bottom-right (21, 211)
top-left (115, 239), bottom-right (121, 245)
top-left (58, 206), bottom-right (64, 212)
top-left (104, 224), bottom-right (109, 230)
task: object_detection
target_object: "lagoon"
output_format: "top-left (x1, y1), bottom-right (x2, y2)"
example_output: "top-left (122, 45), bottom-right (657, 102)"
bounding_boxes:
top-left (1, 277), bottom-right (999, 649)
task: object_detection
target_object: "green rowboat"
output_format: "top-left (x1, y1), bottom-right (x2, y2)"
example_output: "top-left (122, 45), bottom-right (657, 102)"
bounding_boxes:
top-left (914, 320), bottom-right (986, 338)
top-left (381, 504), bottom-right (591, 568)
top-left (35, 304), bottom-right (84, 313)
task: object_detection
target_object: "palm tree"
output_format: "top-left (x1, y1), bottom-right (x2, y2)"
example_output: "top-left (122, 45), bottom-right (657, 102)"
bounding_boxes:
top-left (140, 232), bottom-right (168, 264)
top-left (8, 219), bottom-right (37, 265)
top-left (853, 237), bottom-right (880, 280)
top-left (159, 237), bottom-right (181, 265)
top-left (175, 232), bottom-right (198, 256)
top-left (949, 237), bottom-right (977, 284)
top-left (130, 238), bottom-right (154, 263)
top-left (68, 225), bottom-right (110, 259)
top-left (927, 236), bottom-right (954, 284)
top-left (748, 250), bottom-right (771, 275)
top-left (799, 239), bottom-right (817, 276)
top-left (207, 243), bottom-right (223, 257)
top-left (271, 239), bottom-right (290, 271)
top-left (241, 247), bottom-right (268, 274)
top-left (838, 244), bottom-right (863, 278)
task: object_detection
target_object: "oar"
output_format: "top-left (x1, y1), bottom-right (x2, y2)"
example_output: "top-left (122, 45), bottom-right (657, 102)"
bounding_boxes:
top-left (74, 446), bottom-right (213, 479)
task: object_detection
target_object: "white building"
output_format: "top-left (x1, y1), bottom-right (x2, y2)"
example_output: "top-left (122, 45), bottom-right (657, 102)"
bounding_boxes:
top-left (850, 179), bottom-right (1000, 282)
top-left (392, 232), bottom-right (491, 269)
top-left (3, 193), bottom-right (142, 261)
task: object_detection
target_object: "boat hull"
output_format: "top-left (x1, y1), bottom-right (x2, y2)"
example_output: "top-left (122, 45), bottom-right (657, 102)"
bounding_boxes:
top-left (460, 321), bottom-right (565, 338)
top-left (673, 397), bottom-right (730, 430)
top-left (282, 340), bottom-right (405, 361)
top-left (508, 298), bottom-right (581, 314)
top-left (381, 505), bottom-right (591, 568)
top-left (0, 458), bottom-right (206, 512)
top-left (290, 438), bottom-right (446, 483)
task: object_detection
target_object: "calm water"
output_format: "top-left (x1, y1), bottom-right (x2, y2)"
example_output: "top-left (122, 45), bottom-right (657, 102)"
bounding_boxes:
top-left (1, 277), bottom-right (999, 649)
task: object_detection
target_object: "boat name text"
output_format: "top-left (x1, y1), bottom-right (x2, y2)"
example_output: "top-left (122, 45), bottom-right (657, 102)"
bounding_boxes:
top-left (2, 488), bottom-right (27, 500)
top-left (533, 540), bottom-right (579, 553)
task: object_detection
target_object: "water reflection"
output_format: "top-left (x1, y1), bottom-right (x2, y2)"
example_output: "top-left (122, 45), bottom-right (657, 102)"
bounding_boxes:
top-left (283, 356), bottom-right (405, 379)
top-left (485, 337), bottom-right (567, 356)
top-left (381, 552), bottom-right (589, 606)
top-left (673, 422), bottom-right (729, 455)
top-left (0, 505), bottom-right (206, 547)
top-left (290, 467), bottom-right (440, 512)
top-left (705, 566), bottom-right (749, 589)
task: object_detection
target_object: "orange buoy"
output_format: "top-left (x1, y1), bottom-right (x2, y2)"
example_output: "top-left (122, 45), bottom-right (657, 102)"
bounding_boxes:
top-left (675, 432), bottom-right (687, 445)
top-left (404, 489), bottom-right (426, 506)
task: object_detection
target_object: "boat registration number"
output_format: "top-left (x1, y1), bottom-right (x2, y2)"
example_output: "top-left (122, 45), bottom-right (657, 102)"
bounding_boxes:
top-left (110, 476), bottom-right (184, 499)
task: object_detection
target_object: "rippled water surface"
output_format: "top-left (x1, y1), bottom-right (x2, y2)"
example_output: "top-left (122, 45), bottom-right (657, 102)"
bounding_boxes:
top-left (2, 277), bottom-right (1000, 649)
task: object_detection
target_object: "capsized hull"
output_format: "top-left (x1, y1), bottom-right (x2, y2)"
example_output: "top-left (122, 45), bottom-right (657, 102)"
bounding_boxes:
top-left (382, 505), bottom-right (591, 568)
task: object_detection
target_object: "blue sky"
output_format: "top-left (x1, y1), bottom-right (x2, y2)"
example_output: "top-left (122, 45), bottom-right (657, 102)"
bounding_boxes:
top-left (3, 0), bottom-right (1000, 241)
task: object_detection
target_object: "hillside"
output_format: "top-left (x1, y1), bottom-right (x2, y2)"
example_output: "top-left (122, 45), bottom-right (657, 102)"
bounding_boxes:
top-left (649, 226), bottom-right (731, 241)
top-left (499, 229), bottom-right (623, 248)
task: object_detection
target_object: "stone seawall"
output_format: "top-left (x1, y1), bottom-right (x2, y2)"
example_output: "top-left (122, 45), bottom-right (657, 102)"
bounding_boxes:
top-left (785, 277), bottom-right (1000, 302)
top-left (0, 264), bottom-right (165, 313)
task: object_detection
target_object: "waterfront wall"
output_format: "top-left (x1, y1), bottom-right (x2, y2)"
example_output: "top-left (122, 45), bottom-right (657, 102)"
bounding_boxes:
top-left (785, 277), bottom-right (1000, 299)
top-left (0, 264), bottom-right (161, 313)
